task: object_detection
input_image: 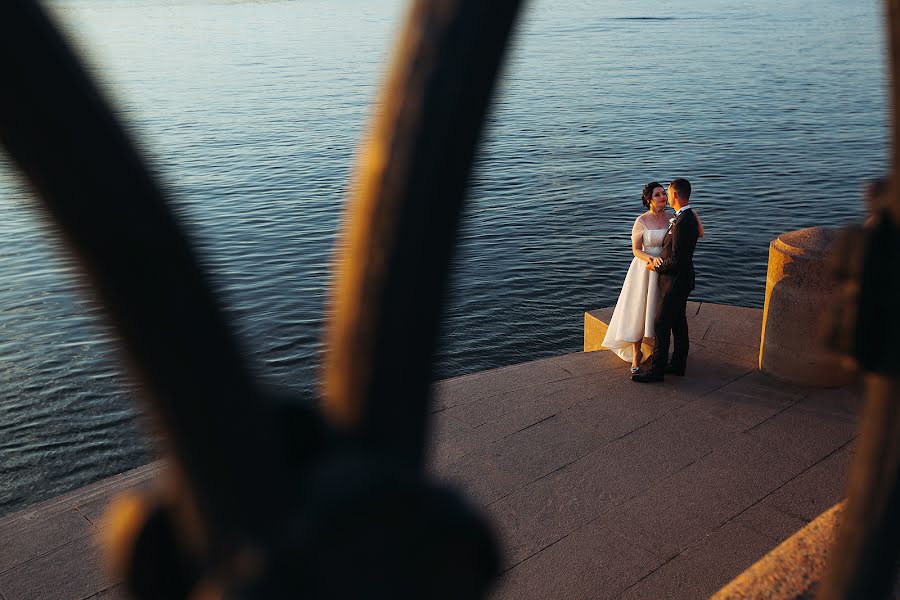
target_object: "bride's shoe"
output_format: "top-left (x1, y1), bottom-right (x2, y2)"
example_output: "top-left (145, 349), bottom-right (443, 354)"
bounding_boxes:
top-left (631, 351), bottom-right (643, 375)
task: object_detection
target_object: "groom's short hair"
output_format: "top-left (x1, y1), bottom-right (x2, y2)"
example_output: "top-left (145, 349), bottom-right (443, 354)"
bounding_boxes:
top-left (669, 178), bottom-right (692, 201)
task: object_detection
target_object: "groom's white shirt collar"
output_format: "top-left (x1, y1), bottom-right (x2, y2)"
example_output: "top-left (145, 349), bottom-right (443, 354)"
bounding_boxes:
top-left (675, 205), bottom-right (691, 216)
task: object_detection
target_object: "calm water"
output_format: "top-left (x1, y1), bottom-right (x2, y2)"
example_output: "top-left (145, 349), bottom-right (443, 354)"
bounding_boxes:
top-left (0, 0), bottom-right (887, 516)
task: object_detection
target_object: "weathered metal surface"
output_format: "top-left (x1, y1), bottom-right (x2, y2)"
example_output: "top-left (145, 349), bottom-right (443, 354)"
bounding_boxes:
top-left (322, 0), bottom-right (523, 466)
top-left (0, 0), bottom-right (280, 553)
top-left (818, 377), bottom-right (900, 599)
top-left (0, 0), bottom-right (521, 597)
top-left (817, 0), bottom-right (900, 597)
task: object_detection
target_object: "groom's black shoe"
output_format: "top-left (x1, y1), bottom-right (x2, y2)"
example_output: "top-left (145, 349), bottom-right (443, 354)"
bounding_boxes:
top-left (664, 364), bottom-right (686, 376)
top-left (631, 370), bottom-right (664, 383)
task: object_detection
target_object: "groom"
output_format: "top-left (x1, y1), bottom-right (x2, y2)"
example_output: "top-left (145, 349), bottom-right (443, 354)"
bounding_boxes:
top-left (632, 178), bottom-right (700, 383)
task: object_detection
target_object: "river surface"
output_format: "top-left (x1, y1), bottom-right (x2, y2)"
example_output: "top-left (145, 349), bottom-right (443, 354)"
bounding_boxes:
top-left (0, 0), bottom-right (888, 516)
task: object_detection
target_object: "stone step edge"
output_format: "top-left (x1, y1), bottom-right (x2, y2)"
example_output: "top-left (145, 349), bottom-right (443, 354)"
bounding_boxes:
top-left (584, 301), bottom-right (763, 355)
top-left (710, 501), bottom-right (844, 599)
top-left (0, 460), bottom-right (164, 533)
top-left (584, 307), bottom-right (651, 354)
top-left (584, 306), bottom-right (668, 356)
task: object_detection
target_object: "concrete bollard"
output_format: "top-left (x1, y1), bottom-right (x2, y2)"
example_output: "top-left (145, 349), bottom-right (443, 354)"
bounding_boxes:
top-left (759, 226), bottom-right (856, 386)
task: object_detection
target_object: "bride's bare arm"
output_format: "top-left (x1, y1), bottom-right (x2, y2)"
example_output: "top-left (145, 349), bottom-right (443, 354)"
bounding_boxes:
top-left (631, 217), bottom-right (654, 262)
top-left (697, 214), bottom-right (705, 238)
top-left (632, 238), bottom-right (654, 262)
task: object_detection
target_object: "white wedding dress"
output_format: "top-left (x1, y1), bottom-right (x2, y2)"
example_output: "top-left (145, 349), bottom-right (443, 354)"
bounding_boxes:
top-left (602, 216), bottom-right (668, 363)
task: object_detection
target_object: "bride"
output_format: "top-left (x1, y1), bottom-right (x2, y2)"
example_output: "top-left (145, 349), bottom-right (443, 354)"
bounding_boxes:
top-left (602, 181), bottom-right (703, 373)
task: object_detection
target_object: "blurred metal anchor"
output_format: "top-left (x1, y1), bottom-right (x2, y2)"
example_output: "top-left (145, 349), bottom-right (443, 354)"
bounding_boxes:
top-left (0, 0), bottom-right (522, 597)
top-left (4, 0), bottom-right (900, 596)
top-left (816, 1), bottom-right (900, 597)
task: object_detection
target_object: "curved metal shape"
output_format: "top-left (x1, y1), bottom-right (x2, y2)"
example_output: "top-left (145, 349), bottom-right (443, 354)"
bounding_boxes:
top-left (8, 0), bottom-right (900, 597)
top-left (0, 0), bottom-right (518, 595)
top-left (818, 0), bottom-right (900, 596)
top-left (0, 0), bottom-right (282, 550)
top-left (819, 379), bottom-right (900, 599)
top-left (323, 0), bottom-right (524, 466)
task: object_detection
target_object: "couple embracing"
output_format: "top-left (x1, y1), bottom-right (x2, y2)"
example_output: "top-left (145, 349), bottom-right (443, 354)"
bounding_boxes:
top-left (602, 178), bottom-right (703, 383)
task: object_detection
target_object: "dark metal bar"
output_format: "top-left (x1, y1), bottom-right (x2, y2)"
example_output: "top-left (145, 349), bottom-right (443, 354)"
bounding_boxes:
top-left (0, 0), bottom-right (283, 550)
top-left (891, 0), bottom-right (900, 225)
top-left (322, 0), bottom-right (524, 466)
top-left (819, 378), bottom-right (900, 599)
top-left (818, 0), bottom-right (900, 596)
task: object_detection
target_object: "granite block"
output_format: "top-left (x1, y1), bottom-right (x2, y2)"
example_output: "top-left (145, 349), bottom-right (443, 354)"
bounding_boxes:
top-left (74, 474), bottom-right (159, 526)
top-left (560, 378), bottom-right (692, 444)
top-left (0, 463), bottom-right (162, 535)
top-left (801, 384), bottom-right (864, 419)
top-left (485, 384), bottom-right (788, 571)
top-left (468, 404), bottom-right (561, 447)
top-left (553, 350), bottom-right (626, 378)
top-left (758, 446), bottom-right (853, 522)
top-left (670, 349), bottom-right (756, 395)
top-left (620, 522), bottom-right (775, 600)
top-left (613, 400), bottom-right (858, 559)
top-left (426, 411), bottom-right (491, 468)
top-left (87, 585), bottom-right (131, 600)
top-left (694, 302), bottom-right (764, 322)
top-left (0, 509), bottom-right (94, 575)
top-left (732, 502), bottom-right (810, 545)
top-left (696, 340), bottom-right (761, 369)
top-left (486, 415), bottom-right (606, 484)
top-left (440, 378), bottom-right (572, 428)
top-left (486, 451), bottom-right (637, 569)
top-left (674, 383), bottom-right (799, 437)
top-left (722, 370), bottom-right (807, 403)
top-left (0, 532), bottom-right (114, 600)
top-left (736, 403), bottom-right (858, 478)
top-left (491, 523), bottom-right (661, 600)
top-left (432, 359), bottom-right (573, 410)
top-left (437, 449), bottom-right (529, 507)
top-left (703, 318), bottom-right (763, 348)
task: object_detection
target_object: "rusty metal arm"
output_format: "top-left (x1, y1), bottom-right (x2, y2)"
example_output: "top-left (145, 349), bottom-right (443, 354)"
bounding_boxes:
top-left (819, 379), bottom-right (900, 599)
top-left (0, 0), bottom-right (284, 554)
top-left (1, 0), bottom-right (521, 596)
top-left (323, 0), bottom-right (524, 467)
top-left (818, 1), bottom-right (900, 597)
top-left (820, 216), bottom-right (900, 599)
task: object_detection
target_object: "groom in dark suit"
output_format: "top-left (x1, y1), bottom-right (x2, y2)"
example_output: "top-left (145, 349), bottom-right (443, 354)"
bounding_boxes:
top-left (632, 178), bottom-right (700, 383)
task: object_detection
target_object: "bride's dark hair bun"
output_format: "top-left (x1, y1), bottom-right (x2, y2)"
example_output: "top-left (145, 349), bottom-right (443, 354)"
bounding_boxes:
top-left (642, 181), bottom-right (663, 209)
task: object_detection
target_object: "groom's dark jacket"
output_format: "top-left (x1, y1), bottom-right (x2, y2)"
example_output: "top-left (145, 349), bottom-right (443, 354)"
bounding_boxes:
top-left (656, 208), bottom-right (699, 296)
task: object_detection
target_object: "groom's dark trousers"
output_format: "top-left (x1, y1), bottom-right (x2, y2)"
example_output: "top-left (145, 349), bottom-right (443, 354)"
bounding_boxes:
top-left (650, 208), bottom-right (700, 375)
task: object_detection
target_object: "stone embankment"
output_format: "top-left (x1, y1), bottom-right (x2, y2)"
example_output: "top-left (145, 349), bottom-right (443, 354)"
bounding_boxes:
top-left (0, 301), bottom-right (864, 599)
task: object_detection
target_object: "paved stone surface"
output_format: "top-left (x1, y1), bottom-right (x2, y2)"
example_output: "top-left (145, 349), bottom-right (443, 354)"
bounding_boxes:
top-left (711, 503), bottom-right (848, 600)
top-left (0, 303), bottom-right (869, 599)
top-left (0, 532), bottom-right (113, 600)
top-left (0, 462), bottom-right (162, 600)
top-left (621, 521), bottom-right (777, 600)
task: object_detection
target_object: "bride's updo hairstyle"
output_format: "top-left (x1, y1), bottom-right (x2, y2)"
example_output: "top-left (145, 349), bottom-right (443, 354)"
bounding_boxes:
top-left (641, 181), bottom-right (663, 209)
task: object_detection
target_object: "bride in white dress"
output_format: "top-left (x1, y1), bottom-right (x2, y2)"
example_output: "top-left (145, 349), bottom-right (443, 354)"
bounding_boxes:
top-left (602, 182), bottom-right (703, 373)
